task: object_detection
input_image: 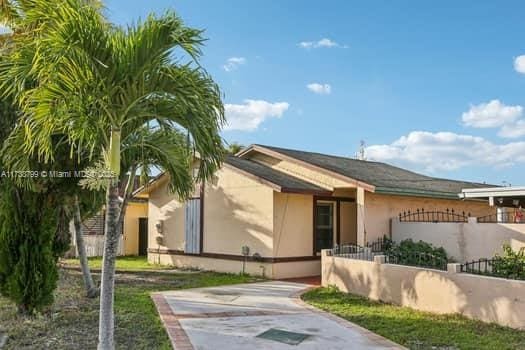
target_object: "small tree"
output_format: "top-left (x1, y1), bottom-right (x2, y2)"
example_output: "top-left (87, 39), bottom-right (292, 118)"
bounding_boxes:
top-left (0, 178), bottom-right (59, 314)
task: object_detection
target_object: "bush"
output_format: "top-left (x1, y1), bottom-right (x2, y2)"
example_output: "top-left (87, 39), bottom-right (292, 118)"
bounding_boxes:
top-left (386, 239), bottom-right (449, 269)
top-left (492, 244), bottom-right (525, 280)
top-left (0, 182), bottom-right (59, 314)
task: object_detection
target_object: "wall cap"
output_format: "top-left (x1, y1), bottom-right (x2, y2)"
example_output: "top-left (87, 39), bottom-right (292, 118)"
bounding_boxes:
top-left (374, 255), bottom-right (386, 264)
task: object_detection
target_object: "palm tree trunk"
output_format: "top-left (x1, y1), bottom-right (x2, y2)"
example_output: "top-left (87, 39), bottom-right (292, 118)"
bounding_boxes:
top-left (98, 128), bottom-right (122, 350)
top-left (73, 194), bottom-right (98, 298)
top-left (97, 180), bottom-right (120, 350)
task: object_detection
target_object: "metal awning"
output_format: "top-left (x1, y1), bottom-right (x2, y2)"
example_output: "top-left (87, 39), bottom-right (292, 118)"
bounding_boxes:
top-left (459, 186), bottom-right (525, 207)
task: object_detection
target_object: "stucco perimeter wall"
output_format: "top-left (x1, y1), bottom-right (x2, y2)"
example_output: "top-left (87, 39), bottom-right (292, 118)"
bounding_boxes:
top-left (203, 166), bottom-right (274, 257)
top-left (392, 220), bottom-right (525, 262)
top-left (322, 252), bottom-right (525, 329)
top-left (123, 201), bottom-right (148, 255)
top-left (364, 192), bottom-right (495, 243)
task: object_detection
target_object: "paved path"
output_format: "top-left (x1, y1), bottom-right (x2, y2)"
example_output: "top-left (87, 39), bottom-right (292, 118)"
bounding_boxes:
top-left (152, 281), bottom-right (404, 350)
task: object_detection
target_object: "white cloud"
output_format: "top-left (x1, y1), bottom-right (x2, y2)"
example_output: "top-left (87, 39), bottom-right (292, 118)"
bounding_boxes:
top-left (307, 83), bottom-right (331, 95)
top-left (461, 99), bottom-right (522, 128)
top-left (222, 57), bottom-right (246, 72)
top-left (366, 131), bottom-right (525, 172)
top-left (514, 55), bottom-right (525, 74)
top-left (224, 99), bottom-right (289, 131)
top-left (499, 119), bottom-right (525, 138)
top-left (298, 38), bottom-right (347, 49)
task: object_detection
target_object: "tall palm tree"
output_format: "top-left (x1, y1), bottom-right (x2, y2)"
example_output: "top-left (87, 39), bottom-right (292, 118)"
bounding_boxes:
top-left (0, 1), bottom-right (225, 348)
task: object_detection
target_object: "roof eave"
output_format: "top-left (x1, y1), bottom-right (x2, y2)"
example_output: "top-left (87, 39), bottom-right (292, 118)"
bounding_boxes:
top-left (241, 144), bottom-right (376, 192)
top-left (375, 186), bottom-right (468, 200)
top-left (224, 162), bottom-right (332, 196)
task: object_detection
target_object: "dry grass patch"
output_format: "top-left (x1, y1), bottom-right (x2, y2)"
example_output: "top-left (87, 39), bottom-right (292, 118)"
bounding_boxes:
top-left (0, 262), bottom-right (259, 349)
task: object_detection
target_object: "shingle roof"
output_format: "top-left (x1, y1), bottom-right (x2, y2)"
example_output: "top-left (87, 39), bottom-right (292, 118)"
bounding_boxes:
top-left (252, 145), bottom-right (494, 198)
top-left (225, 156), bottom-right (331, 195)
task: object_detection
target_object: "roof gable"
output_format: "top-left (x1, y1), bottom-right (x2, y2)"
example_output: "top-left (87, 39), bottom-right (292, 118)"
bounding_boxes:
top-left (224, 156), bottom-right (332, 195)
top-left (239, 144), bottom-right (493, 198)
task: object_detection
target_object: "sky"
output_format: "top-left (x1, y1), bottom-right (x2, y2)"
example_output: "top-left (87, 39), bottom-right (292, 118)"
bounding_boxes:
top-left (103, 0), bottom-right (525, 186)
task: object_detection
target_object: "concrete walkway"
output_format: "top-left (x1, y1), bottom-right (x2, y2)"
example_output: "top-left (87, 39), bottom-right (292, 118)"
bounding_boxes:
top-left (152, 281), bottom-right (405, 350)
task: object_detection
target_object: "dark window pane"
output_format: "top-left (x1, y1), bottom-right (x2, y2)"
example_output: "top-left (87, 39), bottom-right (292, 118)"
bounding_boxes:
top-left (315, 203), bottom-right (334, 252)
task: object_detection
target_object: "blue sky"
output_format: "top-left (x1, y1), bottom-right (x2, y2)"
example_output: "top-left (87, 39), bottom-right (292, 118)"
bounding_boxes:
top-left (104, 0), bottom-right (525, 185)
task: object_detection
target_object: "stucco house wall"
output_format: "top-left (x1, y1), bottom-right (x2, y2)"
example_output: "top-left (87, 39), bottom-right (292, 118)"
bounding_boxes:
top-left (203, 166), bottom-right (275, 256)
top-left (147, 177), bottom-right (186, 252)
top-left (273, 192), bottom-right (313, 257)
top-left (122, 201), bottom-right (148, 255)
top-left (363, 192), bottom-right (496, 242)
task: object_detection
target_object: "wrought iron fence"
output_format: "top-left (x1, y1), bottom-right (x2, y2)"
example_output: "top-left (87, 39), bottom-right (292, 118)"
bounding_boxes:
top-left (477, 212), bottom-right (524, 224)
top-left (385, 251), bottom-right (448, 270)
top-left (365, 236), bottom-right (391, 252)
top-left (329, 244), bottom-right (375, 261)
top-left (460, 258), bottom-right (525, 280)
top-left (399, 208), bottom-right (470, 223)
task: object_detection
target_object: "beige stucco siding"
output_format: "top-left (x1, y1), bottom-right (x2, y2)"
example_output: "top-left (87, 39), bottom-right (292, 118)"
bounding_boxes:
top-left (340, 201), bottom-right (357, 244)
top-left (123, 201), bottom-right (148, 255)
top-left (273, 193), bottom-right (313, 257)
top-left (364, 192), bottom-right (495, 243)
top-left (148, 177), bottom-right (186, 252)
top-left (203, 166), bottom-right (274, 257)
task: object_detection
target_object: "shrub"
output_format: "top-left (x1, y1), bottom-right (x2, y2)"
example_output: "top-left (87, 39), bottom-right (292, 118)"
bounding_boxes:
top-left (0, 181), bottom-right (59, 314)
top-left (491, 244), bottom-right (525, 280)
top-left (386, 239), bottom-right (448, 269)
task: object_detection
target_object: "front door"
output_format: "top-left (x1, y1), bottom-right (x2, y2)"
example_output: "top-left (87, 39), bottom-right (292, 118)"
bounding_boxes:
top-left (138, 218), bottom-right (148, 256)
top-left (315, 202), bottom-right (334, 253)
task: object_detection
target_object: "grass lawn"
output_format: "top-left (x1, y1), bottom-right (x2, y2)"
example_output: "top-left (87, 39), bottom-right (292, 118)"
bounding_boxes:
top-left (0, 257), bottom-right (259, 349)
top-left (302, 287), bottom-right (525, 350)
top-left (61, 255), bottom-right (169, 270)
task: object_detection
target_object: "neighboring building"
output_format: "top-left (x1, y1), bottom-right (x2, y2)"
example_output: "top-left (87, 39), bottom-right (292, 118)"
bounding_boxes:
top-left (136, 144), bottom-right (495, 279)
top-left (69, 173), bottom-right (150, 258)
top-left (69, 199), bottom-right (148, 257)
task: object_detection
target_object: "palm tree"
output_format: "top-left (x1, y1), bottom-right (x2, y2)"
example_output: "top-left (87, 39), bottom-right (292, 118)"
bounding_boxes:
top-left (0, 0), bottom-right (101, 299)
top-left (0, 1), bottom-right (225, 348)
top-left (226, 142), bottom-right (245, 155)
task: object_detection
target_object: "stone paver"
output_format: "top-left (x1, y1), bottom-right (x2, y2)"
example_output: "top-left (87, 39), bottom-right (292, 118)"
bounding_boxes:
top-left (152, 281), bottom-right (405, 350)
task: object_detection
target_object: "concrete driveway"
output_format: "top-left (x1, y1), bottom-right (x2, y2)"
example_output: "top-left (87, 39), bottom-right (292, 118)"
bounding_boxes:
top-left (152, 281), bottom-right (404, 350)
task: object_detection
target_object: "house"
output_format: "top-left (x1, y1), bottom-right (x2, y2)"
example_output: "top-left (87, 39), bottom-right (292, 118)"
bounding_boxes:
top-left (136, 144), bottom-right (495, 279)
top-left (69, 183), bottom-right (149, 257)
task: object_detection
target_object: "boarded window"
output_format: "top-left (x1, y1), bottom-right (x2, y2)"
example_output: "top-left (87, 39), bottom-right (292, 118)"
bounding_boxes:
top-left (184, 198), bottom-right (201, 254)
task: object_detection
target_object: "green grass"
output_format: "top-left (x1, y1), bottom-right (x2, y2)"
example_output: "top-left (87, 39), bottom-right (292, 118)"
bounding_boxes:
top-left (302, 287), bottom-right (525, 350)
top-left (62, 255), bottom-right (166, 270)
top-left (0, 259), bottom-right (260, 349)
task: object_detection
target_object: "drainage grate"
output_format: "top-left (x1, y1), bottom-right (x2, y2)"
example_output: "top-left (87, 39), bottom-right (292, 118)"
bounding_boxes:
top-left (256, 328), bottom-right (310, 346)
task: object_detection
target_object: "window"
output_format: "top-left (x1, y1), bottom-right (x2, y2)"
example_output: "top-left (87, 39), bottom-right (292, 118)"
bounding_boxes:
top-left (315, 202), bottom-right (334, 252)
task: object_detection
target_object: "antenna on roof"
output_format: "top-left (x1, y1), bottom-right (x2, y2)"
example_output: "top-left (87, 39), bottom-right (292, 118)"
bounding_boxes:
top-left (355, 140), bottom-right (367, 160)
